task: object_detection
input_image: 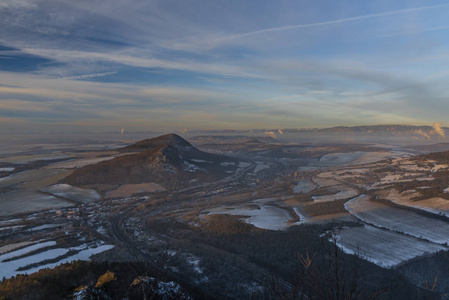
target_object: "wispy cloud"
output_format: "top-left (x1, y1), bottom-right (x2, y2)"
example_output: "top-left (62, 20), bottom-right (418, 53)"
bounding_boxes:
top-left (61, 72), bottom-right (117, 80)
top-left (1, 1), bottom-right (449, 132)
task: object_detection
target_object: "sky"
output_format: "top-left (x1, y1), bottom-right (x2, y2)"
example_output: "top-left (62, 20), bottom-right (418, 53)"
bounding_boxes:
top-left (1, 0), bottom-right (449, 133)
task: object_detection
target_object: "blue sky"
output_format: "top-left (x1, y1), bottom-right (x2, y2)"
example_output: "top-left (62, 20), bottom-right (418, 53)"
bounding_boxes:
top-left (1, 0), bottom-right (449, 133)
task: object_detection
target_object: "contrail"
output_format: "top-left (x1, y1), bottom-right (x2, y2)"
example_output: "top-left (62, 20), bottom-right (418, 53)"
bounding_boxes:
top-left (218, 3), bottom-right (449, 41)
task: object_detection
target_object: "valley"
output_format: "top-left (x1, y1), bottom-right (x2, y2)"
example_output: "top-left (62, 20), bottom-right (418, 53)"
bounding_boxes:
top-left (1, 132), bottom-right (449, 299)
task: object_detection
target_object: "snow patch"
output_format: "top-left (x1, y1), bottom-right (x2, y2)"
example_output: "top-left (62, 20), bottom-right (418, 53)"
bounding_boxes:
top-left (28, 223), bottom-right (67, 232)
top-left (43, 184), bottom-right (101, 203)
top-left (238, 162), bottom-right (250, 168)
top-left (191, 159), bottom-right (212, 163)
top-left (254, 162), bottom-right (270, 173)
top-left (0, 167), bottom-right (14, 172)
top-left (183, 161), bottom-right (199, 172)
top-left (293, 179), bottom-right (317, 194)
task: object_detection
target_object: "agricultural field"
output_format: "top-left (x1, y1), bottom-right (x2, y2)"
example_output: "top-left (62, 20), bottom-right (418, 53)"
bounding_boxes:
top-left (293, 179), bottom-right (317, 194)
top-left (43, 184), bottom-right (101, 203)
top-left (0, 147), bottom-right (135, 215)
top-left (345, 195), bottom-right (449, 244)
top-left (0, 190), bottom-right (73, 217)
top-left (334, 225), bottom-right (447, 268)
top-left (380, 188), bottom-right (449, 216)
top-left (206, 198), bottom-right (296, 230)
top-left (0, 239), bottom-right (114, 279)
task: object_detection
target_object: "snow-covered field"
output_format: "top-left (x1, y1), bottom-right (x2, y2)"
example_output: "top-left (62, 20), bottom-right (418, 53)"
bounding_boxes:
top-left (319, 152), bottom-right (366, 166)
top-left (318, 151), bottom-right (408, 167)
top-left (0, 241), bottom-right (34, 254)
top-left (0, 241), bottom-right (57, 261)
top-left (22, 244), bottom-right (115, 277)
top-left (293, 179), bottom-right (317, 194)
top-left (28, 223), bottom-right (67, 231)
top-left (0, 168), bottom-right (69, 189)
top-left (105, 183), bottom-right (165, 199)
top-left (334, 225), bottom-right (447, 268)
top-left (352, 151), bottom-right (409, 165)
top-left (238, 162), bottom-right (251, 168)
top-left (0, 167), bottom-right (15, 172)
top-left (43, 184), bottom-right (101, 203)
top-left (0, 225), bottom-right (25, 232)
top-left (253, 162), bottom-right (270, 173)
top-left (0, 189), bottom-right (73, 216)
top-left (1, 154), bottom-right (71, 164)
top-left (312, 186), bottom-right (358, 202)
top-left (0, 240), bottom-right (114, 279)
top-left (0, 219), bottom-right (22, 226)
top-left (383, 189), bottom-right (449, 216)
top-left (345, 195), bottom-right (449, 244)
top-left (208, 199), bottom-right (294, 230)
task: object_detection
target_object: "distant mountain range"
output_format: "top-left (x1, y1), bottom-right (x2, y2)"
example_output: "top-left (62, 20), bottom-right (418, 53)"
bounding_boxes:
top-left (184, 125), bottom-right (447, 142)
top-left (189, 135), bottom-right (277, 145)
top-left (288, 124), bottom-right (446, 134)
top-left (187, 125), bottom-right (446, 134)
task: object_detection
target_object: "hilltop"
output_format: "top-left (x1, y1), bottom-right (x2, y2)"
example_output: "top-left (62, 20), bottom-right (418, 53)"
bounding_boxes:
top-left (62, 134), bottom-right (241, 194)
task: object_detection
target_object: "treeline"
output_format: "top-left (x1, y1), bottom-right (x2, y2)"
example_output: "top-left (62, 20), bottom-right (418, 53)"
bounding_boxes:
top-left (302, 198), bottom-right (348, 217)
top-left (150, 214), bottom-right (425, 299)
top-left (0, 261), bottom-right (200, 300)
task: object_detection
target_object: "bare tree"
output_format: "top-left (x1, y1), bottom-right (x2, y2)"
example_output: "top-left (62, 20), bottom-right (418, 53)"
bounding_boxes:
top-left (264, 231), bottom-right (386, 300)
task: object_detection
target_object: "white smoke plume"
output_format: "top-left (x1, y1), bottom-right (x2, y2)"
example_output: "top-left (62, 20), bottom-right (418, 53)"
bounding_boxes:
top-left (179, 128), bottom-right (187, 134)
top-left (264, 131), bottom-right (277, 139)
top-left (433, 122), bottom-right (445, 139)
top-left (414, 129), bottom-right (430, 141)
top-left (277, 127), bottom-right (284, 135)
top-left (120, 128), bottom-right (125, 134)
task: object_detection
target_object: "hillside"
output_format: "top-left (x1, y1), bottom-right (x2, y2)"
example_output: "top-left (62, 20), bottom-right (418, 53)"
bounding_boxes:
top-left (62, 134), bottom-right (241, 193)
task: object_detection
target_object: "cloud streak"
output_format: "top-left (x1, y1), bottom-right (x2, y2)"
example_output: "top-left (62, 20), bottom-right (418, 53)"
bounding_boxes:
top-left (61, 72), bottom-right (117, 80)
top-left (196, 3), bottom-right (449, 47)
